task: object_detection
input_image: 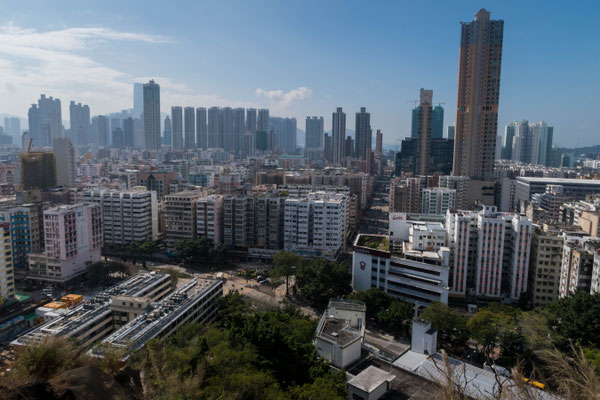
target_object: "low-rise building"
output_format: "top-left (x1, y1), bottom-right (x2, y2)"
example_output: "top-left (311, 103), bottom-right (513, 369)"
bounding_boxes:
top-left (13, 272), bottom-right (172, 348)
top-left (315, 299), bottom-right (366, 369)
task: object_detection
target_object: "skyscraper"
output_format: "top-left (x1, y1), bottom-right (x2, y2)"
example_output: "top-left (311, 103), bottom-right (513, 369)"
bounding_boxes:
top-left (415, 89), bottom-right (434, 175)
top-left (20, 151), bottom-right (56, 190)
top-left (332, 107), bottom-right (346, 164)
top-left (124, 117), bottom-right (134, 147)
top-left (221, 107), bottom-right (234, 153)
top-left (112, 127), bottom-right (124, 149)
top-left (270, 117), bottom-right (296, 154)
top-left (91, 115), bottom-right (109, 146)
top-left (4, 117), bottom-right (21, 138)
top-left (133, 83), bottom-right (144, 119)
top-left (447, 125), bottom-right (455, 140)
top-left (354, 107), bottom-right (372, 160)
top-left (535, 121), bottom-right (553, 167)
top-left (171, 106), bottom-right (183, 150)
top-left (69, 101), bottom-right (90, 146)
top-left (257, 109), bottom-right (269, 133)
top-left (246, 108), bottom-right (257, 134)
top-left (375, 130), bottom-right (383, 155)
top-left (28, 95), bottom-right (62, 147)
top-left (196, 107), bottom-right (207, 149)
top-left (143, 80), bottom-right (161, 150)
top-left (432, 105), bottom-right (444, 139)
top-left (162, 115), bottom-right (171, 146)
top-left (305, 116), bottom-right (324, 149)
top-left (452, 9), bottom-right (503, 180)
top-left (53, 138), bottom-right (76, 187)
top-left (502, 122), bottom-right (517, 160)
top-left (233, 108), bottom-right (245, 157)
top-left (184, 106), bottom-right (195, 149)
top-left (208, 107), bottom-right (221, 148)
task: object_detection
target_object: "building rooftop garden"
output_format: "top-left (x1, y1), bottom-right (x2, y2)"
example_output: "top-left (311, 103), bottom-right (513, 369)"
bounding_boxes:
top-left (355, 235), bottom-right (390, 252)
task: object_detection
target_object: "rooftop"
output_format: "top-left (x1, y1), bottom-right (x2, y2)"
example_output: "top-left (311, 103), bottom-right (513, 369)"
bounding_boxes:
top-left (517, 177), bottom-right (600, 185)
top-left (355, 234), bottom-right (390, 252)
top-left (99, 278), bottom-right (222, 353)
top-left (316, 316), bottom-right (362, 347)
top-left (348, 365), bottom-right (395, 393)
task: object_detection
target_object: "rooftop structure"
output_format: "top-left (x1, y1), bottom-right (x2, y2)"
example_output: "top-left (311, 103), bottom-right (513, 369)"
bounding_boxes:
top-left (315, 299), bottom-right (366, 369)
top-left (98, 278), bottom-right (223, 354)
top-left (13, 272), bottom-right (172, 348)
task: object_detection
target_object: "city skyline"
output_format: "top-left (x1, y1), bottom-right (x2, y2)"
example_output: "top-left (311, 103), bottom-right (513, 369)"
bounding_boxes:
top-left (0, 1), bottom-right (598, 147)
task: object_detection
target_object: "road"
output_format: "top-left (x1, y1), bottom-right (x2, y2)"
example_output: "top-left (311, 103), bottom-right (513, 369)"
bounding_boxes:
top-left (357, 178), bottom-right (390, 236)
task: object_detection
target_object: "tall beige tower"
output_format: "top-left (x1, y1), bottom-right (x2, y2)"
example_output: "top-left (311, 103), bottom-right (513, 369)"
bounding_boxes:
top-left (452, 9), bottom-right (504, 180)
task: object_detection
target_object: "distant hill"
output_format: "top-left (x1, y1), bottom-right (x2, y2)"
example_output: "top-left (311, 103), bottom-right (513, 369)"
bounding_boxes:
top-left (562, 145), bottom-right (600, 155)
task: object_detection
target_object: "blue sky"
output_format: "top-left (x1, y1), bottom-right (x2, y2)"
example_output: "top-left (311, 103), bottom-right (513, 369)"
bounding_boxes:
top-left (0, 0), bottom-right (598, 146)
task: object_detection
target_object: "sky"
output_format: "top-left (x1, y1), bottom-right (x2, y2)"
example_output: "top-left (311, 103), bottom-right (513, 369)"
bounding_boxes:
top-left (0, 0), bottom-right (598, 147)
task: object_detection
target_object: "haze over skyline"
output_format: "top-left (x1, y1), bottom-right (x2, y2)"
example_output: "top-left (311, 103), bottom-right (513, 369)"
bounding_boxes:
top-left (0, 0), bottom-right (598, 147)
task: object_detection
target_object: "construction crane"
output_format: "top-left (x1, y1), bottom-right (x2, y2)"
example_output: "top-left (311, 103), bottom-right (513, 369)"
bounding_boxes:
top-left (435, 102), bottom-right (446, 107)
top-left (27, 138), bottom-right (33, 152)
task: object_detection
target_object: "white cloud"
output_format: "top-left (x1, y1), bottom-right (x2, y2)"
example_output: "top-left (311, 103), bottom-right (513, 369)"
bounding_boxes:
top-left (255, 86), bottom-right (312, 108)
top-left (0, 22), bottom-right (310, 123)
top-left (0, 23), bottom-right (250, 119)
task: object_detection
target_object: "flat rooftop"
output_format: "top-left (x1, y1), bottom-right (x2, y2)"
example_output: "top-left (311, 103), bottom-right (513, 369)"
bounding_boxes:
top-left (517, 177), bottom-right (600, 185)
top-left (348, 365), bottom-right (395, 393)
top-left (99, 278), bottom-right (222, 352)
top-left (12, 272), bottom-right (171, 346)
top-left (317, 317), bottom-right (361, 347)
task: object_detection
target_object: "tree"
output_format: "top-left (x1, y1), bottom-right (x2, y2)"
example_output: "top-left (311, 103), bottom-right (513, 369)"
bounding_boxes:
top-left (421, 301), bottom-right (469, 347)
top-left (376, 299), bottom-right (413, 336)
top-left (271, 251), bottom-right (300, 296)
top-left (295, 258), bottom-right (351, 306)
top-left (347, 288), bottom-right (393, 319)
top-left (467, 308), bottom-right (517, 358)
top-left (544, 291), bottom-right (600, 350)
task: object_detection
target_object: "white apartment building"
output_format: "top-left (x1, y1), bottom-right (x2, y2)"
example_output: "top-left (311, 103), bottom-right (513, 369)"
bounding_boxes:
top-left (421, 188), bottom-right (456, 215)
top-left (352, 233), bottom-right (450, 305)
top-left (445, 206), bottom-right (532, 302)
top-left (196, 195), bottom-right (223, 243)
top-left (284, 192), bottom-right (348, 259)
top-left (83, 188), bottom-right (158, 244)
top-left (0, 222), bottom-right (14, 299)
top-left (28, 204), bottom-right (103, 283)
top-left (165, 191), bottom-right (204, 249)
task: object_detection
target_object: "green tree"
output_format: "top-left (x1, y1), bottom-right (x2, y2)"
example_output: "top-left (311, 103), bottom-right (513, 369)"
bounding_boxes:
top-left (420, 301), bottom-right (469, 347)
top-left (347, 288), bottom-right (393, 318)
top-left (376, 299), bottom-right (413, 335)
top-left (545, 291), bottom-right (600, 350)
top-left (467, 308), bottom-right (517, 357)
top-left (271, 251), bottom-right (301, 296)
top-left (295, 258), bottom-right (351, 306)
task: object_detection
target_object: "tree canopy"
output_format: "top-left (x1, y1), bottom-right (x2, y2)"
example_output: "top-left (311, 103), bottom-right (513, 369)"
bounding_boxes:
top-left (294, 258), bottom-right (352, 306)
